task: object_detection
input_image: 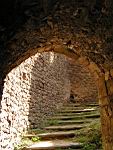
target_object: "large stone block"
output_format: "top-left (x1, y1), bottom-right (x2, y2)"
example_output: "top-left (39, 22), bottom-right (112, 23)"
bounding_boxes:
top-left (77, 57), bottom-right (90, 67)
top-left (88, 62), bottom-right (101, 75)
top-left (110, 69), bottom-right (113, 78)
top-left (106, 79), bottom-right (113, 96)
top-left (105, 71), bottom-right (110, 81)
top-left (97, 76), bottom-right (108, 99)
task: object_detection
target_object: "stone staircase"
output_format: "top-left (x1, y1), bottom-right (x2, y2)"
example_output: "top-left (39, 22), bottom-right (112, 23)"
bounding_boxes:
top-left (23, 103), bottom-right (100, 150)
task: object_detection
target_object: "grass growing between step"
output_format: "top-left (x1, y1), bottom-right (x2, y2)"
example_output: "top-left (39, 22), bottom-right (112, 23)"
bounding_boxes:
top-left (14, 136), bottom-right (41, 150)
top-left (46, 119), bottom-right (59, 126)
top-left (57, 111), bottom-right (99, 117)
top-left (27, 128), bottom-right (45, 134)
top-left (14, 138), bottom-right (33, 150)
top-left (14, 121), bottom-right (58, 150)
top-left (74, 120), bottom-right (102, 150)
top-left (14, 129), bottom-right (43, 150)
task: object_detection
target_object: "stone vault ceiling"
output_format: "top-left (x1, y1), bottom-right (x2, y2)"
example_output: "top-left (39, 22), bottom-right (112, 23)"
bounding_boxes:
top-left (0, 0), bottom-right (113, 78)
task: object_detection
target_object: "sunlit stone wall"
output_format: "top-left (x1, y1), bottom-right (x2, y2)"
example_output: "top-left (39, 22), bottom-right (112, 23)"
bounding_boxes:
top-left (1, 52), bottom-right (70, 150)
top-left (1, 52), bottom-right (98, 150)
top-left (68, 59), bottom-right (98, 102)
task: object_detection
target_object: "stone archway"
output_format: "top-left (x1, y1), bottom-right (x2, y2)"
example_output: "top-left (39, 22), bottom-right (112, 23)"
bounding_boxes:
top-left (1, 42), bottom-right (113, 150)
top-left (1, 50), bottom-right (99, 149)
top-left (1, 1), bottom-right (113, 149)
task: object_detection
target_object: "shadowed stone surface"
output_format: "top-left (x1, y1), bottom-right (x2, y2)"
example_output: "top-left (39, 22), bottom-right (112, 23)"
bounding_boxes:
top-left (24, 131), bottom-right (76, 140)
top-left (1, 0), bottom-right (113, 149)
top-left (0, 0), bottom-right (113, 78)
top-left (44, 124), bottom-right (84, 131)
top-left (50, 114), bottom-right (100, 120)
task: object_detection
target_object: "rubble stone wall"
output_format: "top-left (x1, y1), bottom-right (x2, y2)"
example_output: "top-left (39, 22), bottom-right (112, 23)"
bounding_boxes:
top-left (68, 59), bottom-right (98, 103)
top-left (0, 52), bottom-right (98, 150)
top-left (1, 52), bottom-right (70, 150)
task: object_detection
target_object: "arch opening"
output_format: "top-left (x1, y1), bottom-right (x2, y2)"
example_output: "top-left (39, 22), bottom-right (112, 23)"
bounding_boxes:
top-left (1, 0), bottom-right (113, 149)
top-left (1, 51), bottom-right (99, 150)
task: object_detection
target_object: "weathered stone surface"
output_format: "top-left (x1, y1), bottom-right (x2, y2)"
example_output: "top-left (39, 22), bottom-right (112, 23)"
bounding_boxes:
top-left (77, 57), bottom-right (90, 67)
top-left (50, 114), bottom-right (100, 120)
top-left (0, 0), bottom-right (113, 79)
top-left (0, 1), bottom-right (113, 150)
top-left (1, 51), bottom-right (98, 150)
top-left (1, 52), bottom-right (70, 150)
top-left (88, 62), bottom-right (101, 74)
top-left (97, 76), bottom-right (108, 99)
top-left (110, 69), bottom-right (113, 78)
top-left (105, 71), bottom-right (110, 81)
top-left (68, 59), bottom-right (98, 102)
top-left (44, 124), bottom-right (84, 131)
top-left (23, 101), bottom-right (100, 150)
top-left (24, 131), bottom-right (76, 140)
top-left (25, 140), bottom-right (83, 150)
top-left (106, 79), bottom-right (113, 96)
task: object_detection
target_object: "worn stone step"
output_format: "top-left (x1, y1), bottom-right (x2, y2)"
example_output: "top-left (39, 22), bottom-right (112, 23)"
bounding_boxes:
top-left (61, 106), bottom-right (99, 111)
top-left (24, 131), bottom-right (76, 140)
top-left (24, 140), bottom-right (83, 150)
top-left (58, 108), bottom-right (98, 114)
top-left (58, 108), bottom-right (98, 113)
top-left (44, 124), bottom-right (84, 131)
top-left (56, 120), bottom-right (91, 125)
top-left (57, 111), bottom-right (98, 117)
top-left (50, 113), bottom-right (100, 120)
top-left (64, 103), bottom-right (99, 107)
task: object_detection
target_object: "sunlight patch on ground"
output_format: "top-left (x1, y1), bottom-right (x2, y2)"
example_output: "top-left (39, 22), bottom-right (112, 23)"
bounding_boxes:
top-left (83, 108), bottom-right (95, 111)
top-left (29, 141), bottom-right (54, 148)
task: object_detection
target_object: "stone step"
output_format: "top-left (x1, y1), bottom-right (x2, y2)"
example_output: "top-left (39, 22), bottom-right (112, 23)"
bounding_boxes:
top-left (63, 103), bottom-right (99, 107)
top-left (44, 124), bottom-right (84, 131)
top-left (56, 111), bottom-right (98, 117)
top-left (24, 140), bottom-right (83, 150)
top-left (24, 131), bottom-right (76, 140)
top-left (22, 103), bottom-right (100, 150)
top-left (58, 108), bottom-right (98, 113)
top-left (50, 113), bottom-right (100, 120)
top-left (56, 120), bottom-right (91, 125)
top-left (58, 108), bottom-right (98, 114)
top-left (61, 106), bottom-right (99, 110)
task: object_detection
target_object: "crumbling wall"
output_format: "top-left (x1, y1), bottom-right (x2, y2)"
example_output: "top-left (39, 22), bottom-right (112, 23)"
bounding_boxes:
top-left (68, 59), bottom-right (98, 103)
top-left (0, 52), bottom-right (98, 150)
top-left (1, 52), bottom-right (70, 150)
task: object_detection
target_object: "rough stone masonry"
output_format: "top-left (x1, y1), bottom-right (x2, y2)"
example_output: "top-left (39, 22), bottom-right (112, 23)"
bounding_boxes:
top-left (1, 52), bottom-right (97, 150)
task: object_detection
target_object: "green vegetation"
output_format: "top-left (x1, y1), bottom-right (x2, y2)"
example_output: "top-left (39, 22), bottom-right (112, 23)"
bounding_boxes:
top-left (75, 121), bottom-right (102, 150)
top-left (31, 136), bottom-right (40, 142)
top-left (14, 136), bottom-right (41, 150)
top-left (14, 104), bottom-right (101, 150)
top-left (47, 119), bottom-right (59, 126)
top-left (14, 138), bottom-right (33, 150)
top-left (28, 128), bottom-right (44, 134)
